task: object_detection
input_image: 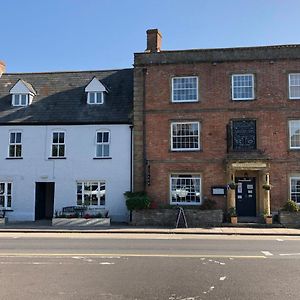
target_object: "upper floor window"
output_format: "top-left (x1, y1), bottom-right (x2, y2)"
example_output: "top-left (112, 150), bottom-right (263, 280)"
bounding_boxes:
top-left (232, 74), bottom-right (255, 100)
top-left (77, 181), bottom-right (105, 206)
top-left (96, 131), bottom-right (110, 157)
top-left (9, 132), bottom-right (22, 158)
top-left (171, 122), bottom-right (200, 151)
top-left (289, 120), bottom-right (300, 149)
top-left (51, 132), bottom-right (65, 158)
top-left (88, 92), bottom-right (104, 104)
top-left (170, 174), bottom-right (201, 205)
top-left (12, 94), bottom-right (28, 106)
top-left (172, 76), bottom-right (198, 102)
top-left (0, 182), bottom-right (12, 208)
top-left (289, 74), bottom-right (300, 99)
top-left (229, 120), bottom-right (257, 151)
top-left (85, 77), bottom-right (107, 105)
top-left (290, 177), bottom-right (300, 204)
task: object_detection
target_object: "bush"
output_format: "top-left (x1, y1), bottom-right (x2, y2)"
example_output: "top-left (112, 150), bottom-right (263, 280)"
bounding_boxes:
top-left (124, 191), bottom-right (150, 211)
top-left (199, 198), bottom-right (217, 210)
top-left (282, 200), bottom-right (299, 212)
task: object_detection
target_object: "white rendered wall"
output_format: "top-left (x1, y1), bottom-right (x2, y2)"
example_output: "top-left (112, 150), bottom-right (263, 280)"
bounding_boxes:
top-left (0, 124), bottom-right (131, 222)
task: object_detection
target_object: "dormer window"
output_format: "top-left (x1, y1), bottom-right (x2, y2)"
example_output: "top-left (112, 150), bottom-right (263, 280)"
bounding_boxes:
top-left (12, 94), bottom-right (28, 106)
top-left (85, 77), bottom-right (107, 105)
top-left (87, 92), bottom-right (104, 104)
top-left (10, 79), bottom-right (36, 107)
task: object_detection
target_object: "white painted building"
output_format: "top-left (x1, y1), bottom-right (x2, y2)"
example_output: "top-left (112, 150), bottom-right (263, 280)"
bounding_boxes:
top-left (0, 67), bottom-right (133, 222)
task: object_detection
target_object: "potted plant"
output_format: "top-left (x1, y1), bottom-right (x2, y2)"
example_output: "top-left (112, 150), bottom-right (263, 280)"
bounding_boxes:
top-left (228, 182), bottom-right (237, 190)
top-left (228, 207), bottom-right (237, 224)
top-left (262, 184), bottom-right (272, 191)
top-left (262, 209), bottom-right (272, 224)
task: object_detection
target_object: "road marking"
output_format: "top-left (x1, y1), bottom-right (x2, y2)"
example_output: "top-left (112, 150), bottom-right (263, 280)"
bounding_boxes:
top-left (279, 253), bottom-right (300, 256)
top-left (261, 251), bottom-right (273, 256)
top-left (219, 276), bottom-right (226, 281)
top-left (276, 239), bottom-right (284, 242)
top-left (0, 253), bottom-right (266, 259)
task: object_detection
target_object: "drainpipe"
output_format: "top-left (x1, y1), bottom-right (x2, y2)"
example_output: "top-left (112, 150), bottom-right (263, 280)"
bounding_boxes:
top-left (130, 125), bottom-right (133, 192)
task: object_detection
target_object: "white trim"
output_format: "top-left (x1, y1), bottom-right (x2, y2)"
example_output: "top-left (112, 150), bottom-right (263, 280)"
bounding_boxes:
top-left (76, 181), bottom-right (106, 207)
top-left (0, 182), bottom-right (12, 208)
top-left (8, 131), bottom-right (22, 158)
top-left (12, 94), bottom-right (29, 107)
top-left (169, 174), bottom-right (202, 205)
top-left (50, 131), bottom-right (66, 158)
top-left (288, 120), bottom-right (300, 149)
top-left (171, 76), bottom-right (199, 103)
top-left (289, 73), bottom-right (300, 99)
top-left (87, 92), bottom-right (104, 104)
top-left (289, 176), bottom-right (300, 204)
top-left (95, 130), bottom-right (110, 158)
top-left (231, 74), bottom-right (255, 101)
top-left (171, 121), bottom-right (200, 151)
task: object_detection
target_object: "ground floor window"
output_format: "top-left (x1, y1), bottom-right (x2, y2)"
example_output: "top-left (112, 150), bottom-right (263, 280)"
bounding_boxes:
top-left (290, 177), bottom-right (300, 204)
top-left (170, 174), bottom-right (201, 204)
top-left (0, 182), bottom-right (12, 208)
top-left (77, 181), bottom-right (105, 206)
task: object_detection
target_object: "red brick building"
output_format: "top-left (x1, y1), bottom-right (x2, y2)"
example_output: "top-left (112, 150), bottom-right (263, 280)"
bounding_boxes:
top-left (133, 29), bottom-right (300, 219)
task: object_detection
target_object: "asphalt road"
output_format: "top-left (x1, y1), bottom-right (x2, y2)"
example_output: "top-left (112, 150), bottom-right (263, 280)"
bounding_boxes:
top-left (0, 233), bottom-right (299, 300)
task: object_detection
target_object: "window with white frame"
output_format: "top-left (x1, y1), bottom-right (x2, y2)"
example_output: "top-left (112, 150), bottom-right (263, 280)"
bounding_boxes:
top-left (289, 120), bottom-right (300, 149)
top-left (87, 92), bottom-right (104, 104)
top-left (96, 131), bottom-right (110, 157)
top-left (0, 182), bottom-right (12, 208)
top-left (232, 74), bottom-right (255, 100)
top-left (172, 76), bottom-right (198, 102)
top-left (51, 132), bottom-right (65, 157)
top-left (290, 177), bottom-right (300, 203)
top-left (9, 132), bottom-right (22, 158)
top-left (77, 181), bottom-right (105, 206)
top-left (171, 122), bottom-right (200, 151)
top-left (12, 94), bottom-right (28, 106)
top-left (170, 174), bottom-right (201, 204)
top-left (289, 74), bottom-right (300, 99)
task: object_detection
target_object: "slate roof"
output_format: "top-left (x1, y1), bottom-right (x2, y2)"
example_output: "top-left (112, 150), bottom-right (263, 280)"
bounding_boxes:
top-left (0, 68), bottom-right (133, 124)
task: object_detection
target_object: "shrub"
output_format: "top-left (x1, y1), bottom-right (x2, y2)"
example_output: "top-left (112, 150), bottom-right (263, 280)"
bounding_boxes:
top-left (199, 198), bottom-right (217, 210)
top-left (282, 200), bottom-right (298, 212)
top-left (124, 191), bottom-right (150, 211)
top-left (227, 207), bottom-right (237, 217)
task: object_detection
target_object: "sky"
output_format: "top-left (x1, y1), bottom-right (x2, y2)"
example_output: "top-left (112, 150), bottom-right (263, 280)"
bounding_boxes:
top-left (1, 0), bottom-right (300, 73)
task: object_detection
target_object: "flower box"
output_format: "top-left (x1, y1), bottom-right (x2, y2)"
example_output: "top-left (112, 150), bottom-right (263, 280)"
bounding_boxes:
top-left (52, 218), bottom-right (110, 227)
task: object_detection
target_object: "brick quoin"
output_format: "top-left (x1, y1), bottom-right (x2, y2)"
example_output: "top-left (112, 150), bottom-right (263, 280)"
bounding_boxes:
top-left (133, 29), bottom-right (300, 217)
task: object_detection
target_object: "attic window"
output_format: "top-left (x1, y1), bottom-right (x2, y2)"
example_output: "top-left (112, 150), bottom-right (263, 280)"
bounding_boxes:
top-left (87, 92), bottom-right (104, 104)
top-left (10, 79), bottom-right (36, 107)
top-left (85, 77), bottom-right (107, 105)
top-left (12, 94), bottom-right (28, 106)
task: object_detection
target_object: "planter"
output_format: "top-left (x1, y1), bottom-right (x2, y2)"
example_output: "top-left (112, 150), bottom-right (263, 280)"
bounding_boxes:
top-left (131, 209), bottom-right (223, 227)
top-left (0, 217), bottom-right (7, 226)
top-left (230, 216), bottom-right (238, 224)
top-left (279, 211), bottom-right (300, 227)
top-left (52, 218), bottom-right (110, 227)
top-left (265, 216), bottom-right (272, 224)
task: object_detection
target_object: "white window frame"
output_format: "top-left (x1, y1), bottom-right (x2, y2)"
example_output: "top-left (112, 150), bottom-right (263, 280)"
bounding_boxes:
top-left (87, 92), bottom-right (104, 104)
top-left (289, 73), bottom-right (300, 99)
top-left (290, 176), bottom-right (300, 204)
top-left (51, 131), bottom-right (66, 158)
top-left (231, 74), bottom-right (255, 101)
top-left (170, 174), bottom-right (202, 205)
top-left (0, 182), bottom-right (12, 208)
top-left (95, 130), bottom-right (110, 158)
top-left (171, 76), bottom-right (198, 103)
top-left (8, 131), bottom-right (22, 158)
top-left (171, 122), bottom-right (200, 151)
top-left (12, 94), bottom-right (29, 107)
top-left (77, 181), bottom-right (106, 207)
top-left (289, 120), bottom-right (300, 149)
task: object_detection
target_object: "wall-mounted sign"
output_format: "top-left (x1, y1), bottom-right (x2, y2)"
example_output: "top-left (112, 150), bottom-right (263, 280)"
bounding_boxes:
top-left (211, 186), bottom-right (227, 196)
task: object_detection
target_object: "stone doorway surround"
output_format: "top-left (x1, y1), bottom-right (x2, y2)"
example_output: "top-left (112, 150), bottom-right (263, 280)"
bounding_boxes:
top-left (226, 160), bottom-right (271, 217)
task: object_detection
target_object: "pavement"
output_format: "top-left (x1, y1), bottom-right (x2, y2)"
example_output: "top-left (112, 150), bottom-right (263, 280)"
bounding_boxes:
top-left (1, 220), bottom-right (300, 235)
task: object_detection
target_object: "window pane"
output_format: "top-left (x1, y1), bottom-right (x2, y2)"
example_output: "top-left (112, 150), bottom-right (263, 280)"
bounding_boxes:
top-left (7, 196), bottom-right (11, 207)
top-left (16, 145), bottom-right (22, 157)
top-left (53, 133), bottom-right (58, 143)
top-left (0, 184), bottom-right (4, 195)
top-left (9, 145), bottom-right (15, 157)
top-left (58, 145), bottom-right (65, 157)
top-left (77, 194), bottom-right (82, 206)
top-left (172, 123), bottom-right (199, 150)
top-left (96, 92), bottom-right (102, 103)
top-left (0, 196), bottom-right (4, 207)
top-left (52, 145), bottom-right (58, 157)
top-left (16, 133), bottom-right (21, 143)
top-left (97, 132), bottom-right (103, 143)
top-left (58, 133), bottom-right (64, 143)
top-left (96, 145), bottom-right (103, 157)
top-left (172, 77), bottom-right (198, 102)
top-left (89, 92), bottom-right (95, 103)
top-left (21, 95), bottom-right (27, 105)
top-left (10, 133), bottom-right (15, 143)
top-left (103, 132), bottom-right (109, 142)
top-left (232, 75), bottom-right (254, 100)
top-left (103, 145), bottom-right (109, 156)
top-left (289, 121), bottom-right (300, 148)
top-left (7, 183), bottom-right (12, 195)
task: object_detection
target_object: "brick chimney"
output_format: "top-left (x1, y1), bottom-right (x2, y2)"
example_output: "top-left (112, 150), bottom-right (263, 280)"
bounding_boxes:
top-left (0, 61), bottom-right (6, 76)
top-left (146, 29), bottom-right (162, 52)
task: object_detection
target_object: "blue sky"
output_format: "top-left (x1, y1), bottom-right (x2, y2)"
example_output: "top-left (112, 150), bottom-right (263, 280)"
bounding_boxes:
top-left (1, 0), bottom-right (300, 73)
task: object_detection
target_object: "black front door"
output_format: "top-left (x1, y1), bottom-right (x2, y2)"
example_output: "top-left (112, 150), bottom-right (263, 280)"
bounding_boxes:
top-left (235, 177), bottom-right (256, 216)
top-left (35, 182), bottom-right (55, 220)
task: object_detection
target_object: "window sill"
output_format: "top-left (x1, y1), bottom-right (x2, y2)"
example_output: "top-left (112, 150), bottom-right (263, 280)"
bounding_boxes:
top-left (93, 157), bottom-right (112, 160)
top-left (170, 149), bottom-right (202, 153)
top-left (231, 98), bottom-right (256, 101)
top-left (6, 157), bottom-right (23, 160)
top-left (48, 157), bottom-right (67, 160)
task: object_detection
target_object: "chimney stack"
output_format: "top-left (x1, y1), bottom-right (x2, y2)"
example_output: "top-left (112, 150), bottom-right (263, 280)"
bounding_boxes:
top-left (146, 29), bottom-right (162, 52)
top-left (0, 61), bottom-right (6, 76)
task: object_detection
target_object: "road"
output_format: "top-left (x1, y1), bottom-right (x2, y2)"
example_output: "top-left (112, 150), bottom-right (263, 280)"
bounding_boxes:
top-left (0, 232), bottom-right (299, 300)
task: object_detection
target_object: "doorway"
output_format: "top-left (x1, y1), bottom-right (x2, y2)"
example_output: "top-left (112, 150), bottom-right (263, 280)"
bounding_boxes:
top-left (235, 177), bottom-right (256, 216)
top-left (35, 182), bottom-right (55, 220)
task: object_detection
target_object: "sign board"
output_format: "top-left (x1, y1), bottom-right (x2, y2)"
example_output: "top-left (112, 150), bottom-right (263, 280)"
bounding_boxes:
top-left (211, 186), bottom-right (227, 196)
